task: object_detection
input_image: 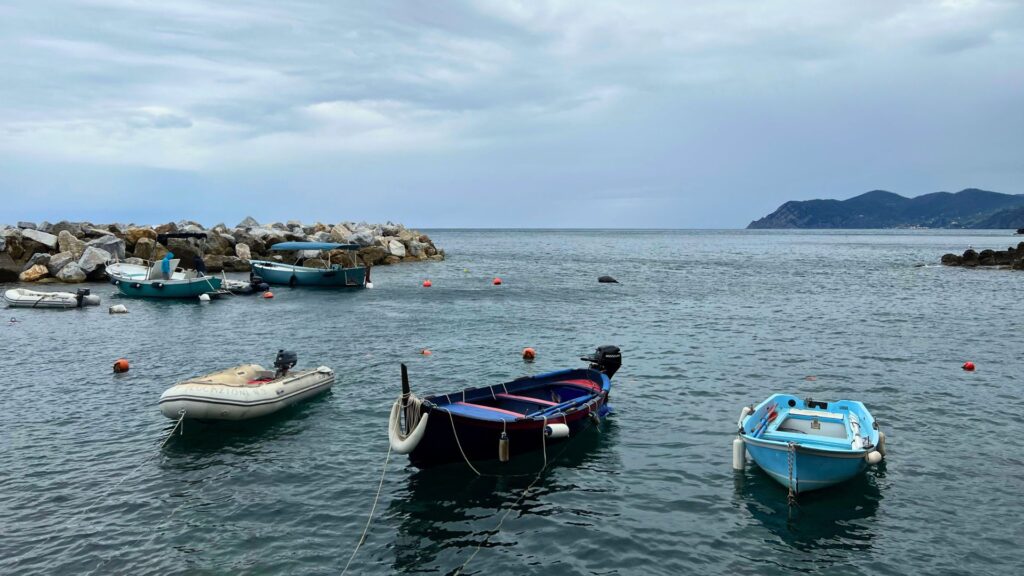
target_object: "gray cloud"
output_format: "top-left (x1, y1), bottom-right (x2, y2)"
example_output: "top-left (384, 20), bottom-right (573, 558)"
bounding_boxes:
top-left (0, 0), bottom-right (1022, 226)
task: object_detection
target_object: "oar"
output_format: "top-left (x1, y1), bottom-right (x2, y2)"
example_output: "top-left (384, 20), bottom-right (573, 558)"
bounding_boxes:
top-left (754, 410), bottom-right (779, 438)
top-left (751, 403), bottom-right (778, 437)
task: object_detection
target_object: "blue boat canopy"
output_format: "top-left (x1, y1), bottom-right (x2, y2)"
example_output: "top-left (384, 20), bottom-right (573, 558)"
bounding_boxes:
top-left (270, 241), bottom-right (360, 251)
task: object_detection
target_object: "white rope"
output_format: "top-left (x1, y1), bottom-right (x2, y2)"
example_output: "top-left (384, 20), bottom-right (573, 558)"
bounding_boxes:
top-left (446, 409), bottom-right (483, 476)
top-left (453, 416), bottom-right (552, 575)
top-left (340, 444), bottom-right (393, 576)
top-left (10, 410), bottom-right (186, 570)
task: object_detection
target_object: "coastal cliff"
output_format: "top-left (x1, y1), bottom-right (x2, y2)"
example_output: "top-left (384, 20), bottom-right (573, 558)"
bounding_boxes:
top-left (748, 188), bottom-right (1024, 229)
top-left (0, 218), bottom-right (443, 284)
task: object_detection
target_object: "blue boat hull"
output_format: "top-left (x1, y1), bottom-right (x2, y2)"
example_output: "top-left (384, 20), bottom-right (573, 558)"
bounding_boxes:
top-left (250, 261), bottom-right (366, 288)
top-left (738, 393), bottom-right (883, 494)
top-left (742, 437), bottom-right (868, 493)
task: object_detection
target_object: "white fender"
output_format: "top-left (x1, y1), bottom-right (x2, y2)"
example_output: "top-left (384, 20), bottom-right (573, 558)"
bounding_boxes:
top-left (737, 406), bottom-right (752, 430)
top-left (388, 400), bottom-right (430, 454)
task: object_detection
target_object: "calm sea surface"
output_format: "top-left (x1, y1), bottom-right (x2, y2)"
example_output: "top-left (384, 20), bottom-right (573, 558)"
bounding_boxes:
top-left (1, 229), bottom-right (1022, 575)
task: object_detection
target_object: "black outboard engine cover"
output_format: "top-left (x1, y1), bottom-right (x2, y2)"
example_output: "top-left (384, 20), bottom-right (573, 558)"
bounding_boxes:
top-left (582, 345), bottom-right (621, 379)
top-left (75, 288), bottom-right (90, 307)
top-left (274, 350), bottom-right (298, 378)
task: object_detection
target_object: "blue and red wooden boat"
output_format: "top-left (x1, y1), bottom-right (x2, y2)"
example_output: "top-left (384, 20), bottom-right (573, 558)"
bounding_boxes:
top-left (389, 346), bottom-right (621, 468)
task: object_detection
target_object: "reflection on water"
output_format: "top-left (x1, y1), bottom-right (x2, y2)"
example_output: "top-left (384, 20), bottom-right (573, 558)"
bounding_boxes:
top-left (735, 462), bottom-right (884, 555)
top-left (389, 420), bottom-right (619, 573)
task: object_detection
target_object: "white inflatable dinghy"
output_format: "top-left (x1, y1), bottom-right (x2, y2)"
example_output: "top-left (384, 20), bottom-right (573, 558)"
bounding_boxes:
top-left (159, 350), bottom-right (334, 421)
top-left (3, 288), bottom-right (100, 309)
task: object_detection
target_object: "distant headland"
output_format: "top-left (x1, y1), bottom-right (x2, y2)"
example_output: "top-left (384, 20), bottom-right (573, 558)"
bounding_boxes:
top-left (747, 188), bottom-right (1024, 229)
top-left (0, 218), bottom-right (443, 284)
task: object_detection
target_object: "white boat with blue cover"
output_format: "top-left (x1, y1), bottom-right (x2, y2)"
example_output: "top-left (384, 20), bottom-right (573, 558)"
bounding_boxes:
top-left (249, 242), bottom-right (370, 288)
top-left (736, 394), bottom-right (886, 494)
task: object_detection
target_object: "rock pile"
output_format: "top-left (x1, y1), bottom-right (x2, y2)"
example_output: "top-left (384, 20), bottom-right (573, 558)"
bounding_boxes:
top-left (941, 242), bottom-right (1024, 270)
top-left (0, 218), bottom-right (444, 283)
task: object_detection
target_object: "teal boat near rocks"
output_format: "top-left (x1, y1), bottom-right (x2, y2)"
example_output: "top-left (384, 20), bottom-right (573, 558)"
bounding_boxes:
top-left (250, 242), bottom-right (371, 288)
top-left (107, 258), bottom-right (223, 299)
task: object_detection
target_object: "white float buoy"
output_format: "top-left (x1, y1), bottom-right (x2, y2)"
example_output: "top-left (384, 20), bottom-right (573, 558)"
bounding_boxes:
top-left (732, 438), bottom-right (746, 470)
top-left (544, 423), bottom-right (570, 439)
top-left (108, 304), bottom-right (128, 314)
top-left (866, 450), bottom-right (883, 465)
top-left (198, 294), bottom-right (211, 302)
top-left (365, 282), bottom-right (374, 289)
top-left (877, 430), bottom-right (886, 457)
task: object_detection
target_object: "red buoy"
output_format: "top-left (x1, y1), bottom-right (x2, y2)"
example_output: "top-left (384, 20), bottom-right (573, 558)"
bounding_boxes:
top-left (113, 358), bottom-right (130, 374)
top-left (522, 347), bottom-right (536, 361)
top-left (421, 349), bottom-right (432, 356)
top-left (422, 280), bottom-right (432, 288)
top-left (263, 291), bottom-right (274, 299)
top-left (493, 277), bottom-right (502, 286)
top-left (962, 361), bottom-right (975, 371)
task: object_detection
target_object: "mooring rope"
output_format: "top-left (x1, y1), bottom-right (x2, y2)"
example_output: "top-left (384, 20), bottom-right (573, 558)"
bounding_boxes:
top-left (340, 443), bottom-right (393, 576)
top-left (9, 410), bottom-right (187, 570)
top-left (453, 414), bottom-right (587, 576)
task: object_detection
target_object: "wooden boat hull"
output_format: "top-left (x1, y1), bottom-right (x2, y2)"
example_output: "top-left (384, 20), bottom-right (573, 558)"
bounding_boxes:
top-left (250, 261), bottom-right (366, 287)
top-left (392, 364), bottom-right (617, 469)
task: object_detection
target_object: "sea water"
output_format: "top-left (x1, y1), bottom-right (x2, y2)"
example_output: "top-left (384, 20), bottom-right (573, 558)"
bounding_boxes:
top-left (1, 229), bottom-right (1021, 575)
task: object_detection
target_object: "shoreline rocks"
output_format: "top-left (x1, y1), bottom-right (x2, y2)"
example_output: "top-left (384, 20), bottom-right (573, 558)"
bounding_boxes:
top-left (0, 217), bottom-right (444, 284)
top-left (941, 242), bottom-right (1024, 270)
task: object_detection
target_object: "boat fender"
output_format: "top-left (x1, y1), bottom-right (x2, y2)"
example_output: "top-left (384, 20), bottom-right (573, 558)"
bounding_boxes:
top-left (544, 423), bottom-right (570, 439)
top-left (737, 406), bottom-right (752, 431)
top-left (866, 451), bottom-right (883, 465)
top-left (732, 438), bottom-right (746, 470)
top-left (498, 431), bottom-right (510, 462)
top-left (109, 304), bottom-right (128, 314)
top-left (877, 431), bottom-right (886, 456)
top-left (316, 366), bottom-right (333, 374)
top-left (388, 400), bottom-right (429, 454)
top-left (198, 294), bottom-right (210, 302)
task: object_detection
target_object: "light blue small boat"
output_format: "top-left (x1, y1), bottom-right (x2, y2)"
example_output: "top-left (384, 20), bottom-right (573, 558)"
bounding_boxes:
top-left (249, 242), bottom-right (369, 288)
top-left (736, 394), bottom-right (886, 494)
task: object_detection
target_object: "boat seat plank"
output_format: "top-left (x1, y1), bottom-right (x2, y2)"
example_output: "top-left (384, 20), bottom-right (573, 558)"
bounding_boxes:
top-left (788, 408), bottom-right (844, 420)
top-left (496, 393), bottom-right (558, 406)
top-left (449, 402), bottom-right (524, 422)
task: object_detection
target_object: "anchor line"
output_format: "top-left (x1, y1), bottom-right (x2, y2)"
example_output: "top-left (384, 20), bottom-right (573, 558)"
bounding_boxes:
top-left (8, 410), bottom-right (186, 571)
top-left (340, 444), bottom-right (393, 576)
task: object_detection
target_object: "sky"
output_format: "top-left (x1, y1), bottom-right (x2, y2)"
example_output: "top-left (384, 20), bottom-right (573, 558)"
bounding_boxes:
top-left (0, 0), bottom-right (1022, 228)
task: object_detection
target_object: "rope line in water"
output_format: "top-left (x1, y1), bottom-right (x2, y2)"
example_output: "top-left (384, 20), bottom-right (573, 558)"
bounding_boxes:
top-left (340, 443), bottom-right (393, 575)
top-left (9, 410), bottom-right (186, 570)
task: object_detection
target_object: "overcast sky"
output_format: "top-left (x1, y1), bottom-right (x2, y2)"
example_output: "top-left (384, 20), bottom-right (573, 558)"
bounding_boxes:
top-left (1, 0), bottom-right (1021, 228)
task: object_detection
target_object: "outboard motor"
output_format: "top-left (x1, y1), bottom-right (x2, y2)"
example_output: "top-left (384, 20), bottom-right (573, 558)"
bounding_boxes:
top-left (274, 350), bottom-right (298, 378)
top-left (582, 345), bottom-right (621, 379)
top-left (74, 288), bottom-right (100, 308)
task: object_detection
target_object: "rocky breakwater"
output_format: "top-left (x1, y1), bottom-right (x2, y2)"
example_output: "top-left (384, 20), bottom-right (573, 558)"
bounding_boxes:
top-left (0, 218), bottom-right (444, 284)
top-left (941, 242), bottom-right (1024, 270)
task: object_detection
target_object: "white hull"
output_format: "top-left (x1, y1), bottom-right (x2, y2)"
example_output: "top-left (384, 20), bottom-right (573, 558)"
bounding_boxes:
top-left (3, 288), bottom-right (100, 309)
top-left (160, 364), bottom-right (335, 421)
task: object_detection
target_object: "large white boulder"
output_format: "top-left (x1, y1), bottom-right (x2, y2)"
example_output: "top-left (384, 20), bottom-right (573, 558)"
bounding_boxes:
top-left (78, 246), bottom-right (111, 274)
top-left (237, 216), bottom-right (260, 228)
top-left (22, 228), bottom-right (58, 250)
top-left (235, 243), bottom-right (252, 260)
top-left (58, 230), bottom-right (87, 259)
top-left (387, 239), bottom-right (406, 258)
top-left (57, 262), bottom-right (87, 283)
top-left (346, 228), bottom-right (375, 247)
top-left (87, 235), bottom-right (126, 259)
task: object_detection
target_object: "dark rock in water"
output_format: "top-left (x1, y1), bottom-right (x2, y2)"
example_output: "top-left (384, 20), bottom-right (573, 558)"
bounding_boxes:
top-left (940, 253), bottom-right (962, 266)
top-left (1017, 228), bottom-right (1024, 235)
top-left (598, 275), bottom-right (619, 283)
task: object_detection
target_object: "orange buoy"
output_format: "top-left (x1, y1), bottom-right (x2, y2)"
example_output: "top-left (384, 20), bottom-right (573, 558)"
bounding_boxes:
top-left (422, 280), bottom-right (432, 288)
top-left (113, 358), bottom-right (130, 374)
top-left (263, 291), bottom-right (274, 299)
top-left (522, 347), bottom-right (536, 361)
top-left (493, 277), bottom-right (502, 286)
top-left (962, 361), bottom-right (975, 371)
top-left (421, 349), bottom-right (432, 356)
